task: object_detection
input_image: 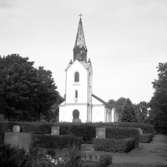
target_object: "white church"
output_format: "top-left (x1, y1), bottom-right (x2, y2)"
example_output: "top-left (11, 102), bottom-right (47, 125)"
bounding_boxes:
top-left (59, 17), bottom-right (118, 123)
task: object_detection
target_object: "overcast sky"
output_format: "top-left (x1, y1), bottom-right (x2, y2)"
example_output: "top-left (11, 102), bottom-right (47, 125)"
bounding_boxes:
top-left (0, 0), bottom-right (167, 104)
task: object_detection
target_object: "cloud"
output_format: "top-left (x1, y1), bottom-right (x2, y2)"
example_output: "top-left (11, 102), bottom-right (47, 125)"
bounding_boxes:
top-left (0, 0), bottom-right (16, 8)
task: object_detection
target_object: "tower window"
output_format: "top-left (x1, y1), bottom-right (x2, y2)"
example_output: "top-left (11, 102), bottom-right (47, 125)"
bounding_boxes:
top-left (75, 90), bottom-right (78, 98)
top-left (74, 72), bottom-right (79, 82)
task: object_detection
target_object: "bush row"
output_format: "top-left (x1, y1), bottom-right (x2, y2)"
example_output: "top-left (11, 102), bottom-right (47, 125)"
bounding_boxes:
top-left (32, 134), bottom-right (82, 149)
top-left (93, 137), bottom-right (136, 152)
top-left (0, 121), bottom-right (153, 144)
top-left (0, 133), bottom-right (4, 145)
top-left (139, 133), bottom-right (153, 143)
top-left (106, 127), bottom-right (139, 139)
top-left (0, 121), bottom-right (154, 133)
top-left (0, 121), bottom-right (51, 134)
top-left (106, 127), bottom-right (140, 147)
top-left (93, 122), bottom-right (154, 134)
top-left (60, 124), bottom-right (95, 143)
top-left (0, 121), bottom-right (95, 143)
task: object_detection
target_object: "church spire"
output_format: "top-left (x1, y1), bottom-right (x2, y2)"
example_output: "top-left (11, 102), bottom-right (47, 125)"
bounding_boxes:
top-left (73, 15), bottom-right (87, 62)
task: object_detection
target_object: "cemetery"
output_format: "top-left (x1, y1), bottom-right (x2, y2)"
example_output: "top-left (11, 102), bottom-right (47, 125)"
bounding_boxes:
top-left (1, 120), bottom-right (166, 166)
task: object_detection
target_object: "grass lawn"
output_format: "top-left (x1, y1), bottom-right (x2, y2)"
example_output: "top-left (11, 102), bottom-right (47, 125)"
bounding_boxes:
top-left (81, 135), bottom-right (167, 167)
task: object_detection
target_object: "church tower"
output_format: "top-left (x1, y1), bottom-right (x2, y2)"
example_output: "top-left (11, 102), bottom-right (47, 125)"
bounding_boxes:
top-left (73, 17), bottom-right (87, 62)
top-left (59, 17), bottom-right (93, 122)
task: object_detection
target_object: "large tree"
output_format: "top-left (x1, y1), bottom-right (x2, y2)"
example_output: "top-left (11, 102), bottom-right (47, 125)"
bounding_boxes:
top-left (119, 98), bottom-right (137, 122)
top-left (134, 101), bottom-right (149, 123)
top-left (150, 63), bottom-right (167, 133)
top-left (0, 54), bottom-right (62, 121)
top-left (107, 97), bottom-right (137, 122)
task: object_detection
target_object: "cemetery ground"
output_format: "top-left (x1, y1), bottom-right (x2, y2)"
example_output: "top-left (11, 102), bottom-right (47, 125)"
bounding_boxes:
top-left (81, 134), bottom-right (167, 167)
top-left (1, 121), bottom-right (167, 167)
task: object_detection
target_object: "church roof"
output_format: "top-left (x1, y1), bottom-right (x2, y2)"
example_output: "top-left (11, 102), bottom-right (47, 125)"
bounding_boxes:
top-left (74, 17), bottom-right (87, 49)
top-left (92, 94), bottom-right (107, 105)
top-left (65, 59), bottom-right (91, 71)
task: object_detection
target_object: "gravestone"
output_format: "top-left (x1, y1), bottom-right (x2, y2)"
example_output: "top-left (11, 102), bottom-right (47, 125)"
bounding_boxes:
top-left (51, 126), bottom-right (60, 135)
top-left (4, 132), bottom-right (32, 152)
top-left (13, 125), bottom-right (21, 133)
top-left (72, 109), bottom-right (81, 123)
top-left (137, 128), bottom-right (143, 135)
top-left (96, 127), bottom-right (106, 139)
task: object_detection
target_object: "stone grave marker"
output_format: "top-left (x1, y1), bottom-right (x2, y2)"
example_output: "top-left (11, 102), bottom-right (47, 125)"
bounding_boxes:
top-left (137, 128), bottom-right (143, 135)
top-left (51, 126), bottom-right (60, 136)
top-left (13, 125), bottom-right (21, 133)
top-left (96, 127), bottom-right (106, 139)
top-left (4, 132), bottom-right (32, 152)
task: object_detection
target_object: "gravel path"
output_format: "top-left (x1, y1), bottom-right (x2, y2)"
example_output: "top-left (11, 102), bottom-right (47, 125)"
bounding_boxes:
top-left (111, 134), bottom-right (167, 166)
top-left (82, 134), bottom-right (167, 167)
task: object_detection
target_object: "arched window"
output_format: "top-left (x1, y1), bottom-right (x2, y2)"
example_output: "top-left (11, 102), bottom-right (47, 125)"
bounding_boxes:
top-left (73, 109), bottom-right (79, 119)
top-left (74, 72), bottom-right (79, 82)
top-left (75, 90), bottom-right (78, 98)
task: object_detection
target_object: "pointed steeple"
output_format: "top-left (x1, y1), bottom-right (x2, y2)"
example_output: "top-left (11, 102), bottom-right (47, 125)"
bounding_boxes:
top-left (73, 16), bottom-right (87, 62)
top-left (74, 17), bottom-right (87, 49)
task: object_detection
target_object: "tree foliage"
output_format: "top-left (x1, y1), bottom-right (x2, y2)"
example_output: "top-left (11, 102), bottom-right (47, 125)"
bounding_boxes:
top-left (107, 97), bottom-right (137, 122)
top-left (134, 101), bottom-right (149, 123)
top-left (0, 54), bottom-right (62, 121)
top-left (118, 98), bottom-right (137, 122)
top-left (150, 63), bottom-right (167, 133)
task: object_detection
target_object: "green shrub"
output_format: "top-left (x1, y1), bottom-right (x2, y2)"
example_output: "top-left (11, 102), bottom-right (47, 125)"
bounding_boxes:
top-left (139, 133), bottom-right (153, 143)
top-left (106, 127), bottom-right (140, 147)
top-left (32, 134), bottom-right (82, 149)
top-left (98, 155), bottom-right (112, 167)
top-left (0, 133), bottom-right (4, 145)
top-left (93, 137), bottom-right (136, 152)
top-left (0, 121), bottom-right (154, 145)
top-left (0, 121), bottom-right (9, 133)
top-left (154, 121), bottom-right (167, 134)
top-left (20, 122), bottom-right (51, 134)
top-left (0, 144), bottom-right (28, 167)
top-left (106, 127), bottom-right (139, 139)
top-left (116, 122), bottom-right (155, 134)
top-left (82, 162), bottom-right (97, 167)
top-left (93, 122), bottom-right (154, 134)
top-left (60, 123), bottom-right (96, 143)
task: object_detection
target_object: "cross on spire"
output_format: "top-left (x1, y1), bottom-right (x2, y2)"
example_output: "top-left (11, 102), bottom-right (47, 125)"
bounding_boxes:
top-left (79, 13), bottom-right (83, 18)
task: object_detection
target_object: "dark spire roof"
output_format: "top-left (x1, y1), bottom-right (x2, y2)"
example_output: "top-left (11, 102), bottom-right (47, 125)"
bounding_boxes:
top-left (74, 17), bottom-right (87, 49)
top-left (73, 16), bottom-right (87, 62)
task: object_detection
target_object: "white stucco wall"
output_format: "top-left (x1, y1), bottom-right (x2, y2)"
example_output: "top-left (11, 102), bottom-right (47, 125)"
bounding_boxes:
top-left (59, 104), bottom-right (87, 122)
top-left (59, 59), bottom-right (115, 123)
top-left (92, 105), bottom-right (106, 122)
top-left (65, 61), bottom-right (88, 104)
top-left (59, 60), bottom-right (91, 122)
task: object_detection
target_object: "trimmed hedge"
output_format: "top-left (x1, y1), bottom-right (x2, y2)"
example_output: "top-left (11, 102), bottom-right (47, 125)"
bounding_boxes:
top-left (93, 122), bottom-right (154, 134)
top-left (0, 121), bottom-right (51, 134)
top-left (106, 127), bottom-right (140, 139)
top-left (93, 137), bottom-right (136, 152)
top-left (0, 133), bottom-right (4, 145)
top-left (0, 121), bottom-right (9, 133)
top-left (106, 127), bottom-right (140, 147)
top-left (0, 121), bottom-right (154, 134)
top-left (139, 133), bottom-right (153, 143)
top-left (60, 124), bottom-right (96, 143)
top-left (116, 122), bottom-right (154, 134)
top-left (0, 121), bottom-right (154, 145)
top-left (32, 134), bottom-right (82, 149)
